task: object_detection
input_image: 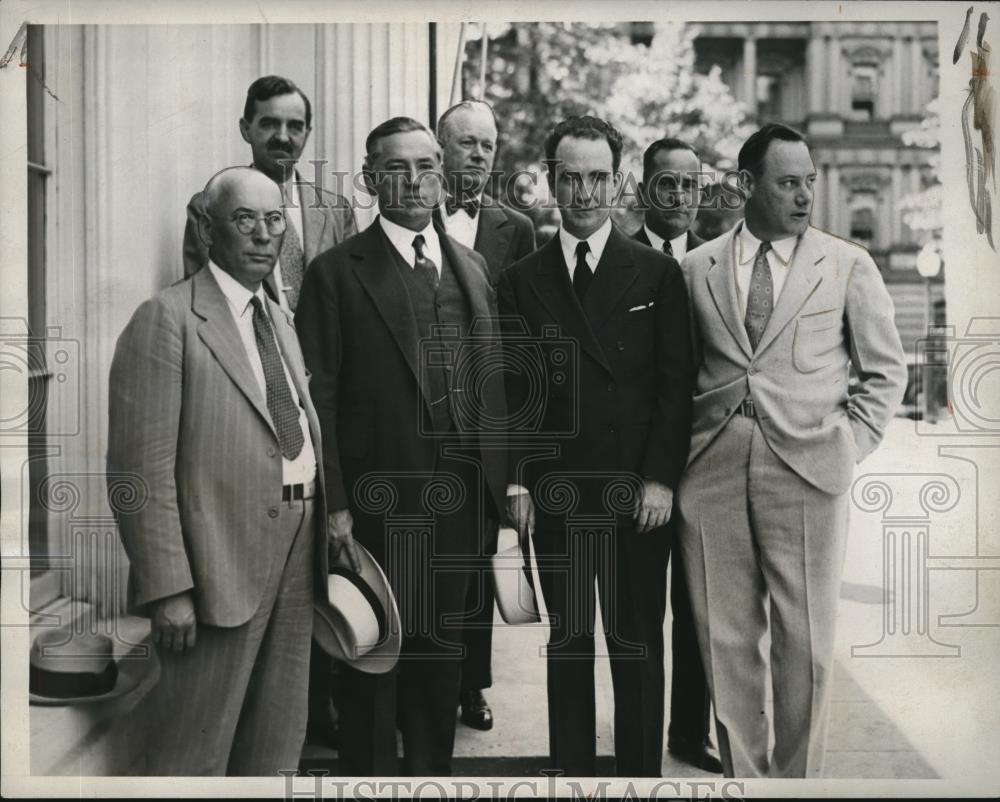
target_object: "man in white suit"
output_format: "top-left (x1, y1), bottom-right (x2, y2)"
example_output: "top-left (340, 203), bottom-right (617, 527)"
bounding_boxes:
top-left (677, 123), bottom-right (907, 778)
top-left (108, 167), bottom-right (334, 775)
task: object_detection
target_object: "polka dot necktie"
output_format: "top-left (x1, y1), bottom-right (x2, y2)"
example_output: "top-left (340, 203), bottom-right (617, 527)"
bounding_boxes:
top-left (743, 241), bottom-right (773, 351)
top-left (249, 296), bottom-right (304, 459)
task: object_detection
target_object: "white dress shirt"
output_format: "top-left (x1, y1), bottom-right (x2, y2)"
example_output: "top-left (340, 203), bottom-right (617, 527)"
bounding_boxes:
top-left (642, 224), bottom-right (689, 262)
top-left (441, 199), bottom-right (480, 250)
top-left (208, 261), bottom-right (317, 486)
top-left (559, 218), bottom-right (614, 279)
top-left (734, 223), bottom-right (798, 315)
top-left (379, 215), bottom-right (442, 275)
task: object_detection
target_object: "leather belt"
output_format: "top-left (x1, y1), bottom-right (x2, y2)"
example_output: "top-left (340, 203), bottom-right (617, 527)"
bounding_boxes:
top-left (282, 479), bottom-right (316, 501)
top-left (738, 397), bottom-right (757, 418)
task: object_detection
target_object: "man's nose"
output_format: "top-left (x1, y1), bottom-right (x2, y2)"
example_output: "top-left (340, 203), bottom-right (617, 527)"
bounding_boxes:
top-left (252, 218), bottom-right (272, 242)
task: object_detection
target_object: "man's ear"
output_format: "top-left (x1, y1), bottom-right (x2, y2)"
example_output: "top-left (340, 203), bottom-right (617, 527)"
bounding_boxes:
top-left (738, 169), bottom-right (755, 200)
top-left (361, 160), bottom-right (377, 197)
top-left (197, 213), bottom-right (214, 249)
top-left (238, 117), bottom-right (251, 145)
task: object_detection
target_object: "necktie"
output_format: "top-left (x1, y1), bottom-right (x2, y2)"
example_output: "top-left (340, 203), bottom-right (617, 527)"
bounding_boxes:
top-left (413, 234), bottom-right (440, 291)
top-left (743, 241), bottom-right (773, 351)
top-left (279, 186), bottom-right (305, 312)
top-left (572, 240), bottom-right (593, 302)
top-left (250, 296), bottom-right (304, 459)
top-left (662, 239), bottom-right (674, 258)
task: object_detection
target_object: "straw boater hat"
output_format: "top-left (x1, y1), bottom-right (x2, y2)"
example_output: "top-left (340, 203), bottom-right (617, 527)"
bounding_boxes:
top-left (491, 527), bottom-right (540, 625)
top-left (313, 542), bottom-right (401, 674)
top-left (29, 628), bottom-right (151, 706)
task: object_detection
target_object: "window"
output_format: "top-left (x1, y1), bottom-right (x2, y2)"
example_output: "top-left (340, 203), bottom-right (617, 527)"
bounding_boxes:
top-left (851, 64), bottom-right (877, 121)
top-left (850, 206), bottom-right (875, 250)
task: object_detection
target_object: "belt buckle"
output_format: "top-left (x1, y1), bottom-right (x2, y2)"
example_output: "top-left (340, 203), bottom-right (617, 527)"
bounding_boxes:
top-left (740, 397), bottom-right (756, 418)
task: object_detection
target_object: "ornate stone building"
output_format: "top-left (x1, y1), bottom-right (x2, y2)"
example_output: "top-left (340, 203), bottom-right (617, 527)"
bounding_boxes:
top-left (685, 21), bottom-right (943, 366)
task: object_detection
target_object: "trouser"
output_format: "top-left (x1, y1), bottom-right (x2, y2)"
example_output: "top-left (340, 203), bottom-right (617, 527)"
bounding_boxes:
top-left (145, 496), bottom-right (315, 776)
top-left (459, 517), bottom-right (499, 692)
top-left (666, 535), bottom-right (713, 748)
top-left (677, 414), bottom-right (849, 778)
top-left (336, 451), bottom-right (483, 776)
top-left (533, 500), bottom-right (670, 778)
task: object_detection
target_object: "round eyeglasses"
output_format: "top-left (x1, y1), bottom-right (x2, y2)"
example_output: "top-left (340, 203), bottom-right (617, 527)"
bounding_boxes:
top-left (211, 211), bottom-right (287, 237)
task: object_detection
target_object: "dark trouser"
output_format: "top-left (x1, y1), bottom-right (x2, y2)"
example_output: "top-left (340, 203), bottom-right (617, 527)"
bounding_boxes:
top-left (336, 451), bottom-right (483, 776)
top-left (533, 516), bottom-right (670, 778)
top-left (459, 517), bottom-right (499, 691)
top-left (667, 540), bottom-right (712, 747)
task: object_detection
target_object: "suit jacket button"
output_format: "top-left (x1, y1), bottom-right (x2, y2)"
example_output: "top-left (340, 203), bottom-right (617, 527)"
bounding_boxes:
top-left (616, 341), bottom-right (625, 351)
top-left (609, 425), bottom-right (616, 434)
top-left (748, 367), bottom-right (757, 376)
top-left (268, 446), bottom-right (277, 457)
top-left (268, 507), bottom-right (279, 518)
top-left (607, 383), bottom-right (615, 392)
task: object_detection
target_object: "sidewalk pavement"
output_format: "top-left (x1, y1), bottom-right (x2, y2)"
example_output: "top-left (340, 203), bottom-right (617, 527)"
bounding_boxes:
top-left (303, 419), bottom-right (1000, 783)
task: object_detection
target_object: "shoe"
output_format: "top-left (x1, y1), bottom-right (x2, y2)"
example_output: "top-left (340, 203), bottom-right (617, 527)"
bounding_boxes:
top-left (667, 737), bottom-right (723, 773)
top-left (458, 689), bottom-right (494, 731)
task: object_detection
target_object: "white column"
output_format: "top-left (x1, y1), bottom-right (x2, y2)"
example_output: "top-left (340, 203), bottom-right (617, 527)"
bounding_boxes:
top-left (827, 163), bottom-right (841, 235)
top-left (806, 36), bottom-right (824, 115)
top-left (890, 164), bottom-right (902, 244)
top-left (827, 36), bottom-right (841, 116)
top-left (743, 37), bottom-right (757, 117)
top-left (892, 35), bottom-right (904, 116)
top-left (910, 37), bottom-right (922, 111)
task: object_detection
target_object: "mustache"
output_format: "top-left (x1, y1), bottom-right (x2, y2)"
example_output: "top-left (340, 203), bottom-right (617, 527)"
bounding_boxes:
top-left (267, 139), bottom-right (293, 154)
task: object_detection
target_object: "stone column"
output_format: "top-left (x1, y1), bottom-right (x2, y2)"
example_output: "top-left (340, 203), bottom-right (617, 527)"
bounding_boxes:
top-left (827, 163), bottom-right (840, 236)
top-left (743, 36), bottom-right (757, 118)
top-left (827, 35), bottom-right (841, 116)
top-left (891, 163), bottom-right (902, 245)
top-left (910, 36), bottom-right (923, 110)
top-left (806, 36), bottom-right (824, 115)
top-left (892, 35), bottom-right (904, 116)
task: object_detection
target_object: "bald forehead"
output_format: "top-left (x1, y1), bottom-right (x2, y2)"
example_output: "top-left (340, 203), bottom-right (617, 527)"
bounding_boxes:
top-left (440, 105), bottom-right (497, 140)
top-left (204, 169), bottom-right (281, 214)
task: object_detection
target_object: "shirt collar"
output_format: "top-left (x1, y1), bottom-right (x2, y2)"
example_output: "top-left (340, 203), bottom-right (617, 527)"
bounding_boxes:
top-left (737, 222), bottom-right (798, 266)
top-left (642, 225), bottom-right (688, 257)
top-left (208, 259), bottom-right (269, 316)
top-left (559, 218), bottom-right (613, 266)
top-left (379, 215), bottom-right (438, 258)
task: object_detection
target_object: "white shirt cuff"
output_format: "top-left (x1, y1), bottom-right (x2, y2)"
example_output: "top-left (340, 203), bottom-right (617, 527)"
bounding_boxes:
top-left (506, 484), bottom-right (529, 496)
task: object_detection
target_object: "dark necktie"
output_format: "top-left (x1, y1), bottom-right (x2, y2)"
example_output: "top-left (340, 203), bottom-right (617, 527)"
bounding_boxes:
top-left (743, 241), bottom-right (773, 351)
top-left (662, 238), bottom-right (674, 258)
top-left (279, 185), bottom-right (305, 311)
top-left (250, 296), bottom-right (304, 459)
top-left (572, 240), bottom-right (593, 302)
top-left (413, 234), bottom-right (439, 291)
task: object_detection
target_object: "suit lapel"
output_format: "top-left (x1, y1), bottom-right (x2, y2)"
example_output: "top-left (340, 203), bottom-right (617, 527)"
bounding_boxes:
top-left (350, 222), bottom-right (434, 414)
top-left (753, 228), bottom-right (825, 357)
top-left (633, 226), bottom-right (652, 248)
top-left (528, 236), bottom-right (612, 375)
top-left (442, 232), bottom-right (492, 327)
top-left (582, 226), bottom-right (639, 334)
top-left (191, 268), bottom-right (276, 437)
top-left (298, 180), bottom-right (330, 265)
top-left (473, 204), bottom-right (514, 282)
top-left (705, 227), bottom-right (754, 361)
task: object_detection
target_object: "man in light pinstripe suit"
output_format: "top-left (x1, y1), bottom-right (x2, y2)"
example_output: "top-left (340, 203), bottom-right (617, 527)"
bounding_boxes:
top-left (108, 167), bottom-right (335, 776)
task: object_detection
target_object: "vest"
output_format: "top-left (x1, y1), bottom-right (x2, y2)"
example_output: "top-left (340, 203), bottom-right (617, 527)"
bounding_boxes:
top-left (390, 240), bottom-right (473, 433)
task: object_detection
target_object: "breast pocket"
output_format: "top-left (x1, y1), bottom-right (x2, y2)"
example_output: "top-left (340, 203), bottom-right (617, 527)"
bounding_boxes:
top-left (793, 308), bottom-right (844, 373)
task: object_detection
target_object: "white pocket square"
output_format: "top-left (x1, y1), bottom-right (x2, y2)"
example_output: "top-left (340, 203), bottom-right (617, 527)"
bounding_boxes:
top-left (628, 302), bottom-right (654, 312)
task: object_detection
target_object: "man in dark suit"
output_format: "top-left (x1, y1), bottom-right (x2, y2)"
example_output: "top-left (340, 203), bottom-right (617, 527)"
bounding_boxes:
top-left (632, 137), bottom-right (721, 773)
top-left (435, 99), bottom-right (536, 731)
top-left (296, 117), bottom-right (508, 776)
top-left (182, 75), bottom-right (356, 312)
top-left (634, 138), bottom-right (706, 260)
top-left (108, 167), bottom-right (329, 775)
top-left (498, 116), bottom-right (694, 777)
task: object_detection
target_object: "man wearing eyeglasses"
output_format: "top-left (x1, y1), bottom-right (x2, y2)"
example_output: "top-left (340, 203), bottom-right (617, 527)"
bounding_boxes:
top-left (182, 75), bottom-right (357, 313)
top-left (633, 138), bottom-right (721, 774)
top-left (109, 167), bottom-right (329, 775)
